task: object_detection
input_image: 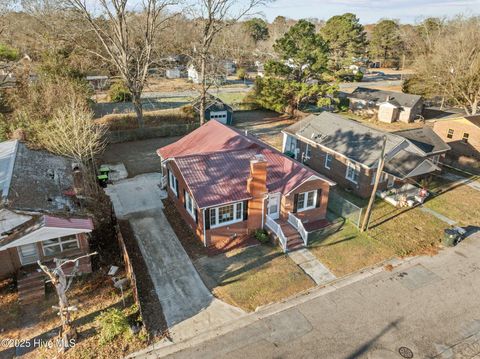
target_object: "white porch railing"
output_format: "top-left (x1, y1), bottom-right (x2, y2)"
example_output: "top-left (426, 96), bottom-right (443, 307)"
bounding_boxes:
top-left (265, 215), bottom-right (288, 252)
top-left (288, 212), bottom-right (308, 246)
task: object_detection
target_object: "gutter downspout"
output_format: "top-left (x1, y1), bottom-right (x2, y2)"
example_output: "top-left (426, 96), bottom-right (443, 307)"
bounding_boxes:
top-left (261, 193), bottom-right (269, 229)
top-left (202, 209), bottom-right (207, 247)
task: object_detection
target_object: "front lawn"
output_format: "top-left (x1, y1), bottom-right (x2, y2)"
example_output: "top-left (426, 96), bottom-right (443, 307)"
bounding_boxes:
top-left (309, 221), bottom-right (395, 277)
top-left (310, 200), bottom-right (446, 276)
top-left (195, 245), bottom-right (315, 312)
top-left (424, 175), bottom-right (480, 227)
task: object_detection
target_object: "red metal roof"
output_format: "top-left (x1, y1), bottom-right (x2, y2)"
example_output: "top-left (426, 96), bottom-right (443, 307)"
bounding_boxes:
top-left (158, 121), bottom-right (335, 208)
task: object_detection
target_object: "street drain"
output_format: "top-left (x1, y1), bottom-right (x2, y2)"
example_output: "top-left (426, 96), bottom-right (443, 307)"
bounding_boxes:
top-left (398, 346), bottom-right (414, 358)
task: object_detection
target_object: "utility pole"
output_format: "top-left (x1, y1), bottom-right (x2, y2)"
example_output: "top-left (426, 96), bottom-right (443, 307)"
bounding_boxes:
top-left (361, 135), bottom-right (387, 232)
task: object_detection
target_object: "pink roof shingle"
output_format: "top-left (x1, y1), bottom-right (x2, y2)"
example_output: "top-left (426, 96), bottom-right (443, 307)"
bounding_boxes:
top-left (158, 121), bottom-right (335, 208)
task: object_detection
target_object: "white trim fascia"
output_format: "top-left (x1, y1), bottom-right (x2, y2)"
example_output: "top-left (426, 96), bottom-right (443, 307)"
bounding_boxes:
top-left (198, 197), bottom-right (252, 210)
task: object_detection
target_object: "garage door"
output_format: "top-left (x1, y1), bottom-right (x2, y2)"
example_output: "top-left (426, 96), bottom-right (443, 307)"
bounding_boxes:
top-left (210, 111), bottom-right (228, 124)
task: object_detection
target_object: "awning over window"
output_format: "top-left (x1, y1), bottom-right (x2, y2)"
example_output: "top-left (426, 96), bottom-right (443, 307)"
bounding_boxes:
top-left (0, 214), bottom-right (94, 250)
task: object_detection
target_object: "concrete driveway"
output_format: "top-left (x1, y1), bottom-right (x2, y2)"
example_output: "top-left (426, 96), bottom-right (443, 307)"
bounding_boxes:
top-left (106, 173), bottom-right (244, 341)
top-left (133, 231), bottom-right (480, 358)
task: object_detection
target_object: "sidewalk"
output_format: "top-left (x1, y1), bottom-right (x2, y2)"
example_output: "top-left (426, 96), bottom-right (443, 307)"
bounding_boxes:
top-left (288, 248), bottom-right (336, 285)
top-left (129, 255), bottom-right (410, 359)
top-left (131, 232), bottom-right (480, 359)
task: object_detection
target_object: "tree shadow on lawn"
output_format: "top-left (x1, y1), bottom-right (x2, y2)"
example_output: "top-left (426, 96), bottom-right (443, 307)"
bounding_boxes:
top-left (202, 246), bottom-right (284, 287)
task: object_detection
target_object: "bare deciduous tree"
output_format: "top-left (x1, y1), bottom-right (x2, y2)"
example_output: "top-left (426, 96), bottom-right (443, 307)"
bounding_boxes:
top-left (39, 99), bottom-right (107, 195)
top-left (413, 17), bottom-right (480, 115)
top-left (38, 252), bottom-right (96, 353)
top-left (191, 0), bottom-right (269, 125)
top-left (66, 0), bottom-right (178, 127)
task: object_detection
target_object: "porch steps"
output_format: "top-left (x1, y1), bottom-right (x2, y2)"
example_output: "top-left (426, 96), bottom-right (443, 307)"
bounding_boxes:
top-left (278, 221), bottom-right (305, 252)
top-left (17, 271), bottom-right (45, 303)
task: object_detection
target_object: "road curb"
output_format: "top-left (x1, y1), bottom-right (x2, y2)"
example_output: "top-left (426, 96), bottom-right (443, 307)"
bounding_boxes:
top-left (130, 255), bottom-right (417, 358)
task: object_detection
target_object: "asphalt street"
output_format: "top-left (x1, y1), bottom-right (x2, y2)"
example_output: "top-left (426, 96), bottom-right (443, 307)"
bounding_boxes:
top-left (141, 231), bottom-right (480, 359)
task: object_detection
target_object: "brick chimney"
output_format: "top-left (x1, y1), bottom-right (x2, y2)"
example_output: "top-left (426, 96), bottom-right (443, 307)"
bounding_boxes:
top-left (247, 154), bottom-right (267, 196)
top-left (247, 154), bottom-right (268, 231)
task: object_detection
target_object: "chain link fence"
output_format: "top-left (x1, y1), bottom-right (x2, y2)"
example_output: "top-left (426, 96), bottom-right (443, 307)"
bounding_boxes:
top-left (328, 190), bottom-right (364, 228)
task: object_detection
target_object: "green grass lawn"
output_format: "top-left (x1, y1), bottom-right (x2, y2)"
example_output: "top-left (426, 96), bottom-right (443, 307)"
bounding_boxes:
top-left (197, 245), bottom-right (314, 312)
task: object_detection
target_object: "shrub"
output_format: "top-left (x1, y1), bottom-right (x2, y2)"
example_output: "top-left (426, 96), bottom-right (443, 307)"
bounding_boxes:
top-left (0, 44), bottom-right (20, 61)
top-left (255, 229), bottom-right (270, 244)
top-left (109, 81), bottom-right (132, 102)
top-left (236, 68), bottom-right (247, 80)
top-left (354, 71), bottom-right (364, 82)
top-left (96, 308), bottom-right (131, 345)
top-left (337, 97), bottom-right (350, 112)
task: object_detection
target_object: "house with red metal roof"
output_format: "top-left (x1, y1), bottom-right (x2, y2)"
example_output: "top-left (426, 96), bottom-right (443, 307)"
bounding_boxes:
top-left (157, 120), bottom-right (336, 252)
top-left (0, 140), bottom-right (95, 300)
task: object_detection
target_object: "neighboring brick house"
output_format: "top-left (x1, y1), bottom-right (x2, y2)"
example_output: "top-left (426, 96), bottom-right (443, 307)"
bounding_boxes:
top-left (432, 115), bottom-right (480, 160)
top-left (0, 140), bottom-right (94, 285)
top-left (157, 120), bottom-right (335, 252)
top-left (282, 113), bottom-right (450, 198)
top-left (348, 87), bottom-right (423, 123)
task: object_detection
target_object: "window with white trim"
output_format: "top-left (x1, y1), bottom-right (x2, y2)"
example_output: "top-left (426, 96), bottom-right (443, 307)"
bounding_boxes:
top-left (325, 153), bottom-right (332, 169)
top-left (169, 170), bottom-right (178, 195)
top-left (42, 235), bottom-right (79, 256)
top-left (297, 190), bottom-right (317, 212)
top-left (209, 202), bottom-right (244, 228)
top-left (185, 191), bottom-right (196, 219)
top-left (304, 144), bottom-right (311, 161)
top-left (346, 162), bottom-right (359, 183)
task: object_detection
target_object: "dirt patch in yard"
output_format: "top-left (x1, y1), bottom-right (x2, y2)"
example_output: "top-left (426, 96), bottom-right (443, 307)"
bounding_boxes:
top-left (101, 137), bottom-right (179, 178)
top-left (233, 110), bottom-right (294, 150)
top-left (161, 198), bottom-right (209, 260)
top-left (118, 220), bottom-right (168, 336)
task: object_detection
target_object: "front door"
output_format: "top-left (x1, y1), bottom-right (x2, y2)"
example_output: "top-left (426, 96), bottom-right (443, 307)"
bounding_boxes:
top-left (267, 193), bottom-right (281, 220)
top-left (18, 243), bottom-right (40, 265)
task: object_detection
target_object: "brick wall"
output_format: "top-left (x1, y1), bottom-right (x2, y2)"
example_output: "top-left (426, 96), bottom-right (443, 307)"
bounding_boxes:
top-left (165, 161), bottom-right (206, 245)
top-left (297, 141), bottom-right (378, 198)
top-left (433, 119), bottom-right (480, 159)
top-left (281, 178), bottom-right (330, 222)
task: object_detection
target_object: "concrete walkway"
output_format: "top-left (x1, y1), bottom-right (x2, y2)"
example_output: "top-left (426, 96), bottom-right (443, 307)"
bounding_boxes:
top-left (420, 206), bottom-right (457, 226)
top-left (288, 248), bottom-right (336, 285)
top-left (131, 232), bottom-right (480, 359)
top-left (441, 172), bottom-right (480, 192)
top-left (105, 173), bottom-right (244, 341)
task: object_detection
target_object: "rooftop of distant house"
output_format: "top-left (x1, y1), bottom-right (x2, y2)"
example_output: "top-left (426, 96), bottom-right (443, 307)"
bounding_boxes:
top-left (349, 87), bottom-right (423, 108)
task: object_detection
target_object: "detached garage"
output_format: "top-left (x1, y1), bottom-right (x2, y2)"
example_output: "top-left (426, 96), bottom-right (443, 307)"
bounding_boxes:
top-left (192, 95), bottom-right (234, 125)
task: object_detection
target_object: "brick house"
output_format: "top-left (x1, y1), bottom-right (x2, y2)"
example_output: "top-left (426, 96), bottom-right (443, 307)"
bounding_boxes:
top-left (432, 115), bottom-right (480, 160)
top-left (157, 120), bottom-right (335, 252)
top-left (348, 87), bottom-right (423, 123)
top-left (282, 113), bottom-right (450, 198)
top-left (0, 140), bottom-right (94, 298)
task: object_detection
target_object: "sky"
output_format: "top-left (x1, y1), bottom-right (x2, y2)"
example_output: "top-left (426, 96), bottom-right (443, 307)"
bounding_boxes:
top-left (257, 0), bottom-right (480, 24)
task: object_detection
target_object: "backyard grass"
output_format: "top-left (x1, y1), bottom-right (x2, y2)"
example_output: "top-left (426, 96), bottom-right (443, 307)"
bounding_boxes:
top-left (196, 245), bottom-right (315, 312)
top-left (216, 91), bottom-right (248, 105)
top-left (0, 271), bottom-right (150, 359)
top-left (424, 175), bottom-right (480, 227)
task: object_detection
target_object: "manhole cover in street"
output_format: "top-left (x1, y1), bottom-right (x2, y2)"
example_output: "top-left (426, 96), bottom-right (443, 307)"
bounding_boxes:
top-left (398, 346), bottom-right (414, 358)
